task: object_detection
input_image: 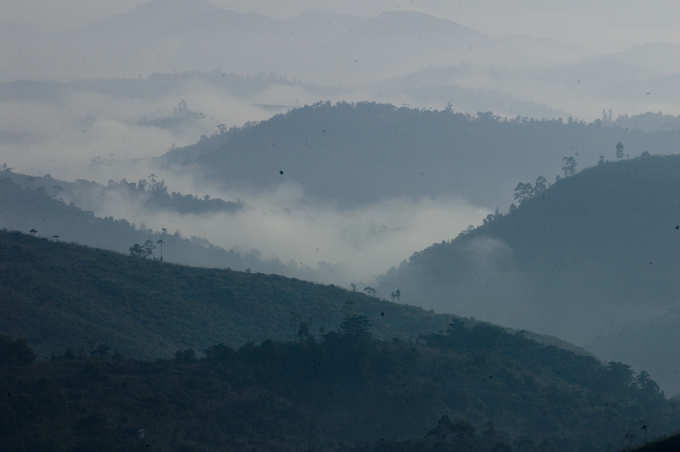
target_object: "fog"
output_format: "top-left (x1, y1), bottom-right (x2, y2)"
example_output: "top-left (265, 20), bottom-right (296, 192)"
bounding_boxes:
top-left (8, 1), bottom-right (680, 50)
top-left (56, 171), bottom-right (488, 286)
top-left (7, 1), bottom-right (680, 450)
top-left (5, 0), bottom-right (680, 292)
top-left (5, 0), bottom-right (680, 394)
top-left (0, 80), bottom-right (287, 179)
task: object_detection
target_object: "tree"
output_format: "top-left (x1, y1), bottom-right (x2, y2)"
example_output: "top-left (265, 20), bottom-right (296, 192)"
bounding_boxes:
top-left (391, 289), bottom-right (401, 302)
top-left (616, 141), bottom-right (625, 160)
top-left (129, 240), bottom-right (156, 259)
top-left (607, 361), bottom-right (633, 388)
top-left (533, 176), bottom-right (548, 195)
top-left (636, 370), bottom-right (663, 399)
top-left (483, 209), bottom-right (501, 225)
top-left (513, 182), bottom-right (535, 204)
top-left (561, 155), bottom-right (577, 177)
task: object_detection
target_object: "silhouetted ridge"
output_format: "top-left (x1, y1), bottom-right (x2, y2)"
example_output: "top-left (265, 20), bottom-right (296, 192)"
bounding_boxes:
top-left (378, 154), bottom-right (680, 394)
top-left (160, 101), bottom-right (680, 208)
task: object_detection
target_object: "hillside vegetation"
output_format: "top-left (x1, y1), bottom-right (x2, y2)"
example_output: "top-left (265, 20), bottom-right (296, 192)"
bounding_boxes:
top-left (0, 230), bottom-right (450, 359)
top-left (3, 170), bottom-right (243, 216)
top-left (0, 175), bottom-right (324, 279)
top-left (1, 325), bottom-right (676, 452)
top-left (160, 102), bottom-right (680, 208)
top-left (378, 154), bottom-right (680, 393)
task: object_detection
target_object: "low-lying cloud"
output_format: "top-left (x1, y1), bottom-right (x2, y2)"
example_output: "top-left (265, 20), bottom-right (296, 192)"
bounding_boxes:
top-left (64, 176), bottom-right (489, 287)
top-left (0, 82), bottom-right (281, 180)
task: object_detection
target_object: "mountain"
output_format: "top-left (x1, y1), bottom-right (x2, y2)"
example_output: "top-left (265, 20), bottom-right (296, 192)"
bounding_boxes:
top-left (372, 65), bottom-right (568, 119)
top-left (6, 2), bottom-right (487, 83)
top-left (377, 154), bottom-right (680, 394)
top-left (0, 174), bottom-right (308, 278)
top-left (4, 170), bottom-right (243, 216)
top-left (1, 298), bottom-right (677, 451)
top-left (159, 101), bottom-right (680, 208)
top-left (0, 229), bottom-right (451, 359)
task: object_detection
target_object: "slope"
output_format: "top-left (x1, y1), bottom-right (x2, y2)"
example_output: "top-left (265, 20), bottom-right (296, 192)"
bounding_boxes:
top-left (378, 154), bottom-right (680, 393)
top-left (159, 101), bottom-right (680, 208)
top-left (1, 322), bottom-right (677, 452)
top-left (0, 230), bottom-right (449, 359)
top-left (0, 176), bottom-right (298, 276)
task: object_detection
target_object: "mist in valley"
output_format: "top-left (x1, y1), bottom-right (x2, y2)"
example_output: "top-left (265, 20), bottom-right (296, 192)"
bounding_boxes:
top-left (7, 1), bottom-right (680, 451)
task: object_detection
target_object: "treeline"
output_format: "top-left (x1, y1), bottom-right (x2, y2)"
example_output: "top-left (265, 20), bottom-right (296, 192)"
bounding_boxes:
top-left (377, 153), bottom-right (680, 394)
top-left (2, 169), bottom-right (242, 216)
top-left (76, 175), bottom-right (242, 215)
top-left (1, 318), bottom-right (675, 452)
top-left (160, 101), bottom-right (680, 207)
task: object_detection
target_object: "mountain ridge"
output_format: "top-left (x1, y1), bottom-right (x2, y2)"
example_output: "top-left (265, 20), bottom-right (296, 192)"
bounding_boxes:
top-left (377, 153), bottom-right (680, 393)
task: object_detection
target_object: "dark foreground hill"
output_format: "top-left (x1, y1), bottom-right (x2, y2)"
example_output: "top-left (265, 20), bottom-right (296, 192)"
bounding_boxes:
top-left (1, 326), bottom-right (677, 452)
top-left (378, 154), bottom-right (680, 393)
top-left (0, 230), bottom-right (450, 359)
top-left (633, 434), bottom-right (680, 451)
top-left (159, 101), bottom-right (680, 208)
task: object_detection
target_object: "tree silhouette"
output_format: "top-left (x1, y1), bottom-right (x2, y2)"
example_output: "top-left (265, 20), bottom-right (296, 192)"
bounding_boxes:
top-left (513, 182), bottom-right (535, 204)
top-left (533, 176), bottom-right (549, 195)
top-left (363, 286), bottom-right (377, 297)
top-left (391, 289), bottom-right (401, 302)
top-left (561, 155), bottom-right (577, 177)
top-left (616, 142), bottom-right (625, 160)
top-left (129, 240), bottom-right (156, 259)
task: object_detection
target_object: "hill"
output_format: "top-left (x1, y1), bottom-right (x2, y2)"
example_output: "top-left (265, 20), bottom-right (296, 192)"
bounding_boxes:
top-left (7, 2), bottom-right (487, 83)
top-left (3, 170), bottom-right (243, 216)
top-left (159, 102), bottom-right (680, 208)
top-left (0, 175), bottom-right (307, 277)
top-left (378, 154), bottom-right (680, 393)
top-left (633, 433), bottom-right (680, 451)
top-left (1, 325), bottom-right (677, 452)
top-left (0, 230), bottom-right (452, 359)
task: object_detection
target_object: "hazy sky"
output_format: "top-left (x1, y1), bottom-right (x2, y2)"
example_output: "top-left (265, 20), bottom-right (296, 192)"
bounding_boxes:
top-left (4, 0), bottom-right (680, 50)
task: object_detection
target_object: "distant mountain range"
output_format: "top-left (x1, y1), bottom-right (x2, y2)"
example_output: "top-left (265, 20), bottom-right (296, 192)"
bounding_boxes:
top-left (8, 0), bottom-right (680, 119)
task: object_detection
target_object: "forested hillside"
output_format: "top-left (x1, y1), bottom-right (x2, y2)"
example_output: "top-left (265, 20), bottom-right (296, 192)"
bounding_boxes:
top-left (378, 154), bottom-right (680, 393)
top-left (3, 170), bottom-right (242, 216)
top-left (1, 324), bottom-right (676, 452)
top-left (0, 230), bottom-right (451, 359)
top-left (159, 102), bottom-right (680, 208)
